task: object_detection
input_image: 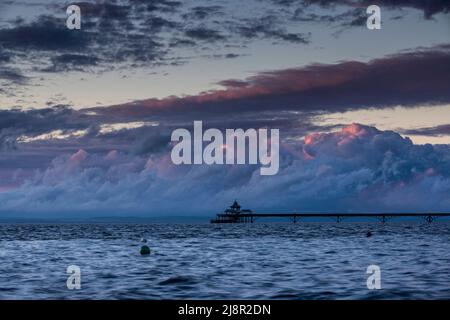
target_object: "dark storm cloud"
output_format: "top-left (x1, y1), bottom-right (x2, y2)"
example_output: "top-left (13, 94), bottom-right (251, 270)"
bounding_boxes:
top-left (224, 53), bottom-right (241, 59)
top-left (169, 38), bottom-right (196, 48)
top-left (0, 46), bottom-right (27, 85)
top-left (281, 0), bottom-right (450, 29)
top-left (128, 0), bottom-right (182, 13)
top-left (130, 128), bottom-right (172, 156)
top-left (42, 53), bottom-right (100, 72)
top-left (293, 8), bottom-right (367, 28)
top-left (234, 15), bottom-right (310, 44)
top-left (0, 103), bottom-right (172, 155)
top-left (402, 125), bottom-right (450, 137)
top-left (0, 15), bottom-right (91, 51)
top-left (145, 15), bottom-right (179, 31)
top-left (0, 106), bottom-right (79, 151)
top-left (69, 1), bottom-right (131, 20)
top-left (3, 123), bottom-right (450, 215)
top-left (89, 44), bottom-right (450, 120)
top-left (0, 8), bottom-right (166, 77)
top-left (297, 0), bottom-right (450, 19)
top-left (0, 106), bottom-right (79, 133)
top-left (0, 47), bottom-right (11, 63)
top-left (0, 66), bottom-right (27, 84)
top-left (67, 0), bottom-right (183, 18)
top-left (2, 44), bottom-right (448, 156)
top-left (0, 0), bottom-right (321, 92)
top-left (1, 43), bottom-right (446, 165)
top-left (363, 0), bottom-right (450, 19)
top-left (0, 14), bottom-right (98, 76)
top-left (0, 0), bottom-right (447, 97)
top-left (184, 27), bottom-right (227, 42)
top-left (182, 5), bottom-right (223, 20)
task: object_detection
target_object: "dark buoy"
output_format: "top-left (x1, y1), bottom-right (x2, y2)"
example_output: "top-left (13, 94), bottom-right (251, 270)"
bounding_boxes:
top-left (366, 231), bottom-right (372, 237)
top-left (140, 245), bottom-right (151, 255)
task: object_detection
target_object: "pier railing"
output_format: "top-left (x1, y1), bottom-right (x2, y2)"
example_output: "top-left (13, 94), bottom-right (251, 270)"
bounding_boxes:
top-left (211, 212), bottom-right (450, 223)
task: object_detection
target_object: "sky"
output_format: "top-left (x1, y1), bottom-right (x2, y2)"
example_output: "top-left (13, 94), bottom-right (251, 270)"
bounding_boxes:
top-left (0, 0), bottom-right (449, 217)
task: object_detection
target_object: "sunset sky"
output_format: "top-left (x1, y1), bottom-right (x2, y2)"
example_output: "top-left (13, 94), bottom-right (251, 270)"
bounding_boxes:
top-left (0, 0), bottom-right (449, 217)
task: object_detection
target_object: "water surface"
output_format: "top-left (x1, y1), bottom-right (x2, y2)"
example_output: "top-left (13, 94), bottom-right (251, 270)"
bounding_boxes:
top-left (0, 222), bottom-right (449, 299)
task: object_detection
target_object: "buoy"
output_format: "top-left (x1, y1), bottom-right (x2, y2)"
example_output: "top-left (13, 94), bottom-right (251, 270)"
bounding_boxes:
top-left (140, 238), bottom-right (147, 243)
top-left (140, 245), bottom-right (151, 255)
top-left (366, 231), bottom-right (372, 237)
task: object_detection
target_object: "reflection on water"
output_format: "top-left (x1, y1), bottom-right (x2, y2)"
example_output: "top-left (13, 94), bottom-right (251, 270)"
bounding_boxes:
top-left (0, 222), bottom-right (450, 299)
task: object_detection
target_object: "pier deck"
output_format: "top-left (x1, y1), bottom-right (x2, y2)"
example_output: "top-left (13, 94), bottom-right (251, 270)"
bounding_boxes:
top-left (211, 212), bottom-right (450, 223)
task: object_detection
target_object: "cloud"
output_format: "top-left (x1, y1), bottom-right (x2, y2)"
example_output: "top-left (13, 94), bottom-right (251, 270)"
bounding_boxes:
top-left (286, 0), bottom-right (450, 32)
top-left (184, 27), bottom-right (227, 42)
top-left (69, 1), bottom-right (131, 20)
top-left (0, 44), bottom-right (448, 169)
top-left (0, 15), bottom-right (91, 51)
top-left (234, 15), bottom-right (311, 44)
top-left (89, 44), bottom-right (450, 120)
top-left (293, 7), bottom-right (366, 26)
top-left (0, 105), bottom-right (176, 190)
top-left (2, 0), bottom-right (447, 95)
top-left (44, 54), bottom-right (100, 72)
top-left (0, 66), bottom-right (27, 84)
top-left (296, 0), bottom-right (450, 19)
top-left (0, 3), bottom-right (171, 85)
top-left (2, 124), bottom-right (450, 216)
top-left (0, 44), bottom-right (448, 207)
top-left (0, 105), bottom-right (94, 155)
top-left (367, 0), bottom-right (450, 19)
top-left (0, 106), bottom-right (78, 134)
top-left (182, 5), bottom-right (224, 20)
top-left (0, 0), bottom-right (314, 88)
top-left (402, 124), bottom-right (450, 137)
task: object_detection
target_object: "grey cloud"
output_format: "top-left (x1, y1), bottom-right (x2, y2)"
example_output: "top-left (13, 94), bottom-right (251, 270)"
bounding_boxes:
top-left (89, 45), bottom-right (450, 123)
top-left (43, 54), bottom-right (100, 72)
top-left (0, 0), bottom-right (321, 91)
top-left (182, 5), bottom-right (223, 20)
top-left (0, 106), bottom-right (73, 152)
top-left (184, 27), bottom-right (227, 41)
top-left (234, 15), bottom-right (310, 44)
top-left (2, 124), bottom-right (450, 216)
top-left (0, 66), bottom-right (27, 84)
top-left (0, 15), bottom-right (92, 51)
top-left (299, 0), bottom-right (450, 19)
top-left (402, 125), bottom-right (450, 137)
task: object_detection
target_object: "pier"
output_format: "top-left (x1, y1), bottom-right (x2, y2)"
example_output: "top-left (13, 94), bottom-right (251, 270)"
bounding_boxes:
top-left (211, 202), bottom-right (450, 224)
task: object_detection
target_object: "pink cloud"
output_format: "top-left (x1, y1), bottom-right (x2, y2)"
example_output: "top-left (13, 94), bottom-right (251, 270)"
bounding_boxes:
top-left (70, 149), bottom-right (88, 163)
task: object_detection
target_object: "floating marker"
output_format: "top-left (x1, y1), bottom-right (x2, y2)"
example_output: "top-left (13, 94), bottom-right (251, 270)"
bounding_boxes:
top-left (366, 231), bottom-right (373, 237)
top-left (140, 245), bottom-right (151, 255)
top-left (140, 238), bottom-right (147, 243)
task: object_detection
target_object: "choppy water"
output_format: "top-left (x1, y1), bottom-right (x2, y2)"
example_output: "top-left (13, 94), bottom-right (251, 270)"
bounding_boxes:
top-left (1, 222), bottom-right (450, 299)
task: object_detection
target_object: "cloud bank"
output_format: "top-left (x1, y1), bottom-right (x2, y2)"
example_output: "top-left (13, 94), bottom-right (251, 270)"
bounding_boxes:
top-left (1, 124), bottom-right (450, 217)
top-left (91, 44), bottom-right (450, 119)
top-left (1, 0), bottom-right (448, 95)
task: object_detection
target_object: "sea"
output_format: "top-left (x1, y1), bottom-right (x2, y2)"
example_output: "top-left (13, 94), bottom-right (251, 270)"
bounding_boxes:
top-left (1, 222), bottom-right (450, 300)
